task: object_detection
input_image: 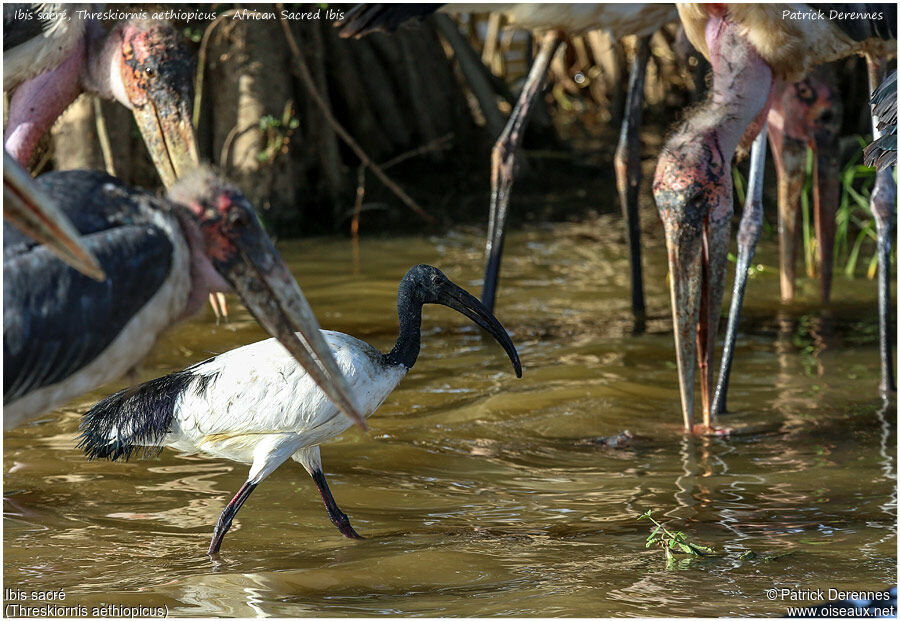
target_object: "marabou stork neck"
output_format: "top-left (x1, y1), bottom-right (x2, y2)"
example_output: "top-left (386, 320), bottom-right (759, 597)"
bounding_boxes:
top-left (4, 168), bottom-right (366, 431)
top-left (337, 3), bottom-right (677, 318)
top-left (4, 5), bottom-right (198, 189)
top-left (655, 3), bottom-right (896, 433)
top-left (79, 264), bottom-right (522, 555)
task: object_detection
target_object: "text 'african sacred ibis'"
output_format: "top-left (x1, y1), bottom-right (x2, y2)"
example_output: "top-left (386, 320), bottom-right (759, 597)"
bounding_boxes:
top-left (79, 264), bottom-right (522, 555)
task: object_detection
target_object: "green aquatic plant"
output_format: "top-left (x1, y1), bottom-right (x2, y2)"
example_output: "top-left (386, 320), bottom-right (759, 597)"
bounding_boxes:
top-left (639, 510), bottom-right (714, 570)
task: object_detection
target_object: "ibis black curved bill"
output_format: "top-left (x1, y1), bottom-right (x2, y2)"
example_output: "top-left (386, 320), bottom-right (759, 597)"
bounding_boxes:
top-left (438, 282), bottom-right (522, 378)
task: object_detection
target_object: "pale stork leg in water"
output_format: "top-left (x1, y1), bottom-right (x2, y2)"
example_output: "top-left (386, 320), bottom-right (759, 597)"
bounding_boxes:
top-left (866, 56), bottom-right (896, 396)
top-left (712, 124), bottom-right (768, 416)
top-left (482, 30), bottom-right (562, 312)
top-left (614, 35), bottom-right (652, 326)
top-left (482, 32), bottom-right (652, 320)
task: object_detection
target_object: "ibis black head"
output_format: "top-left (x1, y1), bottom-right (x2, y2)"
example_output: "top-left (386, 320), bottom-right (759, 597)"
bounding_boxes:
top-left (168, 168), bottom-right (367, 430)
top-left (389, 264), bottom-right (522, 377)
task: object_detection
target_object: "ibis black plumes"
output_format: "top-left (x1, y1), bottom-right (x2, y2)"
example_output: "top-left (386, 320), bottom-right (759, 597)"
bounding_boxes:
top-left (80, 264), bottom-right (522, 555)
top-left (4, 168), bottom-right (366, 431)
top-left (4, 5), bottom-right (199, 188)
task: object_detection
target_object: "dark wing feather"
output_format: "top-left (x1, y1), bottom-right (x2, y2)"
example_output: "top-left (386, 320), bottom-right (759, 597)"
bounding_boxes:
top-left (336, 3), bottom-right (443, 38)
top-left (3, 171), bottom-right (174, 404)
top-left (864, 70), bottom-right (897, 171)
top-left (3, 4), bottom-right (53, 52)
top-left (79, 362), bottom-right (219, 461)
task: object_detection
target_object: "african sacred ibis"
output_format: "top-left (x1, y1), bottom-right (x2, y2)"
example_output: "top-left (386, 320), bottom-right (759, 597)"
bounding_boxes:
top-left (4, 168), bottom-right (366, 431)
top-left (654, 3), bottom-right (896, 432)
top-left (79, 264), bottom-right (522, 554)
top-left (338, 3), bottom-right (677, 316)
top-left (4, 4), bottom-right (198, 188)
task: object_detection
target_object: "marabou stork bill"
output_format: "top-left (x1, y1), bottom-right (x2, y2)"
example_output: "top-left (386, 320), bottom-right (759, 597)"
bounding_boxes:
top-left (4, 151), bottom-right (105, 281)
top-left (4, 4), bottom-right (199, 189)
top-left (654, 3), bottom-right (896, 433)
top-left (79, 264), bottom-right (523, 555)
top-left (337, 3), bottom-right (677, 317)
top-left (4, 168), bottom-right (367, 431)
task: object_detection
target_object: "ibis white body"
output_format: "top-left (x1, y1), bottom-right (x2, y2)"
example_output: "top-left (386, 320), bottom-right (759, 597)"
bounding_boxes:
top-left (162, 332), bottom-right (406, 483)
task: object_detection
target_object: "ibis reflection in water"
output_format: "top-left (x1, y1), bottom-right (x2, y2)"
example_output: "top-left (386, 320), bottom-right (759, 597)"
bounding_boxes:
top-left (3, 168), bottom-right (367, 431)
top-left (79, 264), bottom-right (522, 555)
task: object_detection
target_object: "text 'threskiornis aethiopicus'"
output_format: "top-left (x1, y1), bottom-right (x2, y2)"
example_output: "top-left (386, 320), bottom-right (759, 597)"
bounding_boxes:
top-left (4, 168), bottom-right (366, 431)
top-left (79, 264), bottom-right (523, 555)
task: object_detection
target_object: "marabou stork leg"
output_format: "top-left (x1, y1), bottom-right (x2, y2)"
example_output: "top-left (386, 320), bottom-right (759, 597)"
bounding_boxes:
top-left (614, 35), bottom-right (651, 325)
top-left (712, 124), bottom-right (768, 415)
top-left (770, 131), bottom-right (807, 303)
top-left (813, 137), bottom-right (839, 304)
top-left (209, 481), bottom-right (258, 555)
top-left (867, 57), bottom-right (897, 395)
top-left (482, 30), bottom-right (563, 312)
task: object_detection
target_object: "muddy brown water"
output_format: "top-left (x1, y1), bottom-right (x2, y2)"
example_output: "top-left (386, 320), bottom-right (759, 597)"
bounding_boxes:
top-left (4, 221), bottom-right (896, 616)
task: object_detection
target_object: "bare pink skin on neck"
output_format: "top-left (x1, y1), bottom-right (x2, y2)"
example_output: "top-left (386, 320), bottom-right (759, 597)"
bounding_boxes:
top-left (174, 207), bottom-right (234, 322)
top-left (4, 37), bottom-right (87, 164)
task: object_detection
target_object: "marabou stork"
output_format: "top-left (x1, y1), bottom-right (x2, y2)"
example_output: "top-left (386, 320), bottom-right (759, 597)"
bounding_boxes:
top-left (79, 264), bottom-right (522, 554)
top-left (654, 3), bottom-right (896, 433)
top-left (4, 4), bottom-right (198, 189)
top-left (4, 168), bottom-right (366, 432)
top-left (337, 3), bottom-right (678, 316)
top-left (4, 152), bottom-right (105, 280)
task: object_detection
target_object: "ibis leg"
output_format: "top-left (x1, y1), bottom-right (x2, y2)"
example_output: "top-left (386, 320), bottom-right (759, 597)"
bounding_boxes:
top-left (482, 30), bottom-right (563, 312)
top-left (867, 57), bottom-right (897, 395)
top-left (209, 480), bottom-right (258, 555)
top-left (712, 123), bottom-right (768, 415)
top-left (310, 468), bottom-right (362, 539)
top-left (614, 35), bottom-right (651, 323)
